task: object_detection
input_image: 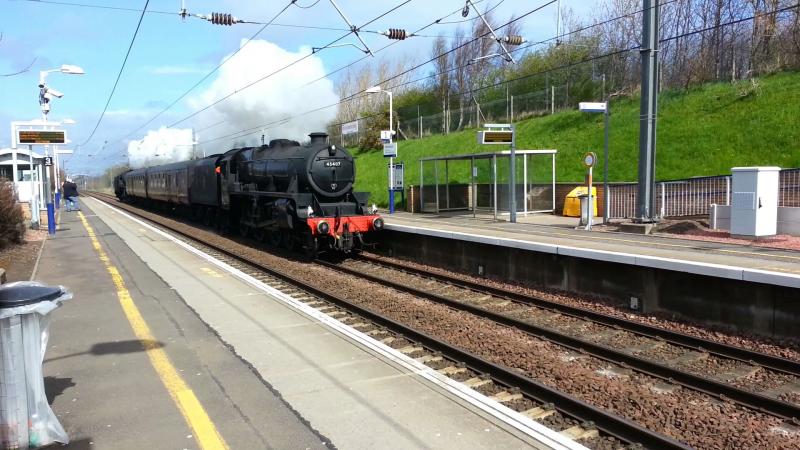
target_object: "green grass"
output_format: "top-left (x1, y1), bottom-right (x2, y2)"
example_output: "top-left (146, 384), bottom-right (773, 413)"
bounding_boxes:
top-left (354, 71), bottom-right (800, 206)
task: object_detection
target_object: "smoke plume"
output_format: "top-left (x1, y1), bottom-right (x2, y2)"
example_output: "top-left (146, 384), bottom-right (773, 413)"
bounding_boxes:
top-left (127, 127), bottom-right (194, 169)
top-left (190, 39), bottom-right (338, 153)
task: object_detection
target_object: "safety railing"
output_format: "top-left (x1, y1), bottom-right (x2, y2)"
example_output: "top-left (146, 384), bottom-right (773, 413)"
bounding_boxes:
top-left (607, 168), bottom-right (800, 219)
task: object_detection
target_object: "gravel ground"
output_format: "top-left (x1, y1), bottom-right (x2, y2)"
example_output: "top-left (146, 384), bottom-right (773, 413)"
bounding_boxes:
top-left (100, 199), bottom-right (800, 449)
top-left (0, 229), bottom-right (46, 282)
top-left (363, 254), bottom-right (800, 363)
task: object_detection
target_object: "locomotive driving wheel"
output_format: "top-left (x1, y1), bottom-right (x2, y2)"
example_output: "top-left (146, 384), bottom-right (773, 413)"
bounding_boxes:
top-left (303, 234), bottom-right (318, 258)
top-left (282, 231), bottom-right (296, 251)
top-left (239, 222), bottom-right (251, 237)
top-left (267, 230), bottom-right (282, 247)
top-left (252, 228), bottom-right (266, 242)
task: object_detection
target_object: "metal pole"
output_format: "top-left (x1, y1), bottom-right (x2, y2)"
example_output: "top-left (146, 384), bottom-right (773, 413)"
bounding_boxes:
top-left (603, 105), bottom-right (610, 223)
top-left (551, 86), bottom-right (555, 114)
top-left (434, 161), bottom-right (440, 214)
top-left (552, 154), bottom-right (556, 213)
top-left (493, 154), bottom-right (497, 220)
top-left (471, 157), bottom-right (476, 218)
top-left (445, 160), bottom-right (450, 210)
top-left (28, 145), bottom-right (39, 229)
top-left (637, 0), bottom-right (660, 222)
top-left (388, 91), bottom-right (395, 214)
top-left (509, 124), bottom-right (517, 223)
top-left (419, 160), bottom-right (424, 212)
top-left (586, 165), bottom-right (593, 230)
top-left (523, 153), bottom-right (528, 215)
top-left (54, 149), bottom-right (61, 209)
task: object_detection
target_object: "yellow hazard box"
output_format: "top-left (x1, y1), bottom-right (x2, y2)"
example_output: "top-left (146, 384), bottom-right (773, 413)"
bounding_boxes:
top-left (563, 186), bottom-right (598, 217)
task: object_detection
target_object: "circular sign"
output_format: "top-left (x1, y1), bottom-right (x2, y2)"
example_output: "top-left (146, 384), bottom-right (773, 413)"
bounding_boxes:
top-left (583, 152), bottom-right (597, 168)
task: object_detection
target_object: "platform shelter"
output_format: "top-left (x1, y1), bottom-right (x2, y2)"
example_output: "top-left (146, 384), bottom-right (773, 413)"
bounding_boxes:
top-left (0, 147), bottom-right (45, 204)
top-left (419, 149), bottom-right (557, 220)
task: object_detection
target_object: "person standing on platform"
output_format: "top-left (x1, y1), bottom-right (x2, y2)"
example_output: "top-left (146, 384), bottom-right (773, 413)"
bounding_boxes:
top-left (62, 178), bottom-right (80, 211)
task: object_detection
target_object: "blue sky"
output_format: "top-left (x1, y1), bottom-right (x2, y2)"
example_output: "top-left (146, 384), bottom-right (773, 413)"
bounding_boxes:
top-left (0, 0), bottom-right (600, 174)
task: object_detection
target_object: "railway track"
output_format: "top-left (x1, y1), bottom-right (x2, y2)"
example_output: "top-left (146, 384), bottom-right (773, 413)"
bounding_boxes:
top-left (87, 192), bottom-right (689, 449)
top-left (322, 256), bottom-right (800, 421)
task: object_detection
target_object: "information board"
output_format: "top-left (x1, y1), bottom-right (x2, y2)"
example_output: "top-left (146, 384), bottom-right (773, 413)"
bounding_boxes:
top-left (383, 142), bottom-right (397, 157)
top-left (388, 163), bottom-right (404, 190)
top-left (18, 130), bottom-right (66, 144)
top-left (341, 120), bottom-right (359, 135)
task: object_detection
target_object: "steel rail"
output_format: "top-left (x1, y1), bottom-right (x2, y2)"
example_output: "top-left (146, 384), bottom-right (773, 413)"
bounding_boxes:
top-left (318, 258), bottom-right (800, 421)
top-left (86, 192), bottom-right (689, 449)
top-left (357, 254), bottom-right (800, 376)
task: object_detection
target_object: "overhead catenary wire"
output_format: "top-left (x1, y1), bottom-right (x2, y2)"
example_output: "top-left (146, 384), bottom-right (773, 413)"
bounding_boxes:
top-left (78, 0), bottom-right (150, 148)
top-left (198, 1), bottom-right (794, 147)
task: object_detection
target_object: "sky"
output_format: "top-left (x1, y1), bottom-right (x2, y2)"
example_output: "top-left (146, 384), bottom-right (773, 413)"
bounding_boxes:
top-left (0, 0), bottom-right (600, 174)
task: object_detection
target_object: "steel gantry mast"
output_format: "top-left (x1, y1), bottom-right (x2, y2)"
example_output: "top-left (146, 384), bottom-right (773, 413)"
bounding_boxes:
top-left (637, 0), bottom-right (660, 222)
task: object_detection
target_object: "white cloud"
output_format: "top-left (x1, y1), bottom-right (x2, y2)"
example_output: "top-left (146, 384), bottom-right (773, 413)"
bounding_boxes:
top-left (188, 38), bottom-right (338, 151)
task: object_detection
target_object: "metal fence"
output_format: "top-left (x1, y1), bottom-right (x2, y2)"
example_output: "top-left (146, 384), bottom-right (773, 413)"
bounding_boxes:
top-left (327, 85), bottom-right (570, 147)
top-left (607, 168), bottom-right (800, 219)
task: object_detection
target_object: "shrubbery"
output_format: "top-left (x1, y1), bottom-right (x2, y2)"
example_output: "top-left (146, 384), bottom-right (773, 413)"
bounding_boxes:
top-left (0, 179), bottom-right (25, 249)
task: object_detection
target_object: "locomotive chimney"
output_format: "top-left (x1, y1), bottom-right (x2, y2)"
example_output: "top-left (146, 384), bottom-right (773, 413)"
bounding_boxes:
top-left (308, 132), bottom-right (328, 145)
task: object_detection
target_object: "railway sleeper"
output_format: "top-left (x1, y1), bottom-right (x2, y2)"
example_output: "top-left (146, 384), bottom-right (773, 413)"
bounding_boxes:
top-left (560, 423), bottom-right (600, 441)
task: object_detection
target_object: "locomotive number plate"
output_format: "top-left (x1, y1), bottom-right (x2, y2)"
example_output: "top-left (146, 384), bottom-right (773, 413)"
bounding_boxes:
top-left (324, 161), bottom-right (342, 167)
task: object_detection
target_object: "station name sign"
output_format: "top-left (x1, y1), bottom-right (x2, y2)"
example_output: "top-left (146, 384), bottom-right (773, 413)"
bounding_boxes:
top-left (17, 130), bottom-right (66, 144)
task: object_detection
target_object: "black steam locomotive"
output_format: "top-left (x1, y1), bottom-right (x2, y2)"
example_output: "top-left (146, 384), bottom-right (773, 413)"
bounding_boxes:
top-left (114, 132), bottom-right (383, 254)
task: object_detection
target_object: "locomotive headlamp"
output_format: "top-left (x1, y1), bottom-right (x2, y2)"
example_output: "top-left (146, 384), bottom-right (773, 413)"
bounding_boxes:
top-left (317, 220), bottom-right (330, 235)
top-left (328, 145), bottom-right (337, 156)
top-left (372, 217), bottom-right (384, 230)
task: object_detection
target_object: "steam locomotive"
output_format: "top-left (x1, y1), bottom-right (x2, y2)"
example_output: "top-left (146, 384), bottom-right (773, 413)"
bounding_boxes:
top-left (114, 132), bottom-right (384, 255)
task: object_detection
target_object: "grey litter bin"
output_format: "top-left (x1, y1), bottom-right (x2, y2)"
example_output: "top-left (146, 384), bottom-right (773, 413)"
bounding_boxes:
top-left (578, 194), bottom-right (590, 226)
top-left (0, 282), bottom-right (71, 449)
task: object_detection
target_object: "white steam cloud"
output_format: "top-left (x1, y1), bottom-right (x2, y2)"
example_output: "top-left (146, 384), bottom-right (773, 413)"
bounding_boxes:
top-left (127, 127), bottom-right (194, 169)
top-left (191, 39), bottom-right (338, 152)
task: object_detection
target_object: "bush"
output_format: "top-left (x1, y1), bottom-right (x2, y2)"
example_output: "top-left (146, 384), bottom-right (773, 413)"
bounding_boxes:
top-left (0, 179), bottom-right (25, 249)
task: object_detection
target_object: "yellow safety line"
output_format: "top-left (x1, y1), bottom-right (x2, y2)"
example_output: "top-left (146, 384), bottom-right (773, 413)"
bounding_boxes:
top-left (77, 211), bottom-right (229, 450)
top-left (403, 216), bottom-right (800, 262)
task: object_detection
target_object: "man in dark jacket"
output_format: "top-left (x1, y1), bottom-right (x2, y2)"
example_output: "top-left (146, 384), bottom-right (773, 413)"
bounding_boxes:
top-left (62, 178), bottom-right (79, 211)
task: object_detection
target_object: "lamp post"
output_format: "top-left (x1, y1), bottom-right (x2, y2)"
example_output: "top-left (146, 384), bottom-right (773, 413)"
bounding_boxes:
top-left (366, 86), bottom-right (396, 213)
top-left (38, 64), bottom-right (84, 234)
top-left (579, 101), bottom-right (610, 224)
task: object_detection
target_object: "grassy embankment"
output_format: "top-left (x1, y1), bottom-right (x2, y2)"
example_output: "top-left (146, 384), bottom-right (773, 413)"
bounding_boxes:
top-left (353, 71), bottom-right (800, 206)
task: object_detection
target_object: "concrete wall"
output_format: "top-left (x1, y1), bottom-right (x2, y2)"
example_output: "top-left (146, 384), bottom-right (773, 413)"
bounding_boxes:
top-left (710, 205), bottom-right (800, 236)
top-left (374, 229), bottom-right (799, 338)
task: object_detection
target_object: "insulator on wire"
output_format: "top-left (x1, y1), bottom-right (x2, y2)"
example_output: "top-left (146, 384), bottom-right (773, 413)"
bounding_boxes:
top-left (502, 35), bottom-right (526, 45)
top-left (208, 12), bottom-right (237, 26)
top-left (383, 29), bottom-right (408, 40)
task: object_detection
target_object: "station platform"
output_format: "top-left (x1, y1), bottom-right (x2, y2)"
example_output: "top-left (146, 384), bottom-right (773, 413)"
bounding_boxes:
top-left (32, 198), bottom-right (578, 450)
top-left (384, 211), bottom-right (800, 287)
top-left (378, 212), bottom-right (800, 337)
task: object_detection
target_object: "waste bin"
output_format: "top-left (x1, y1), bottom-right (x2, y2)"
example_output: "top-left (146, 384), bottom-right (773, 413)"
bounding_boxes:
top-left (578, 194), bottom-right (591, 226)
top-left (0, 282), bottom-right (71, 449)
